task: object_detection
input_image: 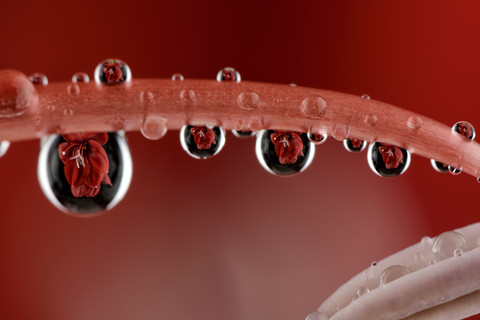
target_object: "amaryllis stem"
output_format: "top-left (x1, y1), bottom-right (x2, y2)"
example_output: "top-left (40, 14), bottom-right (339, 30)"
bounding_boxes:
top-left (1, 70), bottom-right (480, 177)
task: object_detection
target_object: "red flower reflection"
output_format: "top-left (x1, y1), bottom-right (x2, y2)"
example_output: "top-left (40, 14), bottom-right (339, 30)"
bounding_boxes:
top-left (270, 131), bottom-right (304, 164)
top-left (456, 123), bottom-right (473, 139)
top-left (378, 143), bottom-right (404, 169)
top-left (350, 138), bottom-right (364, 149)
top-left (103, 61), bottom-right (124, 83)
top-left (191, 126), bottom-right (216, 149)
top-left (58, 133), bottom-right (112, 198)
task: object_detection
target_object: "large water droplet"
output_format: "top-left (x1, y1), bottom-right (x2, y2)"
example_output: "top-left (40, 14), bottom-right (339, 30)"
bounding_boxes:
top-left (237, 90), bottom-right (259, 110)
top-left (308, 132), bottom-right (327, 145)
top-left (37, 132), bottom-right (132, 215)
top-left (380, 265), bottom-right (410, 286)
top-left (232, 130), bottom-right (255, 138)
top-left (180, 125), bottom-right (226, 159)
top-left (29, 73), bottom-right (48, 85)
top-left (216, 67), bottom-right (241, 82)
top-left (343, 138), bottom-right (367, 152)
top-left (72, 72), bottom-right (90, 83)
top-left (305, 311), bottom-right (328, 320)
top-left (255, 130), bottom-right (314, 176)
top-left (452, 121), bottom-right (475, 140)
top-left (94, 58), bottom-right (132, 85)
top-left (368, 142), bottom-right (411, 177)
top-left (430, 159), bottom-right (449, 173)
top-left (432, 231), bottom-right (465, 261)
top-left (300, 95), bottom-right (327, 119)
top-left (140, 115), bottom-right (168, 140)
top-left (0, 141), bottom-right (10, 158)
top-left (0, 70), bottom-right (38, 118)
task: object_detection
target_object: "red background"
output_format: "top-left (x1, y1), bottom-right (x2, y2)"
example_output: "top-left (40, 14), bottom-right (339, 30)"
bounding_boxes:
top-left (1, 0), bottom-right (479, 319)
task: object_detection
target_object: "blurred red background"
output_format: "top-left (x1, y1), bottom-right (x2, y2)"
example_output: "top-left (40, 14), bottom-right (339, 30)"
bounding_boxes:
top-left (1, 0), bottom-right (479, 319)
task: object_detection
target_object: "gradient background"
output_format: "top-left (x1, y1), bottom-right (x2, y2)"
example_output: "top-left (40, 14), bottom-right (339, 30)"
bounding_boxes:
top-left (1, 0), bottom-right (479, 319)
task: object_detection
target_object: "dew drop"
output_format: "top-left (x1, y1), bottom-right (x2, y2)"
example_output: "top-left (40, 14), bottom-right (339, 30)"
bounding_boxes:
top-left (432, 231), bottom-right (465, 260)
top-left (407, 116), bottom-right (423, 130)
top-left (421, 236), bottom-right (432, 245)
top-left (452, 121), bottom-right (475, 140)
top-left (180, 125), bottom-right (226, 159)
top-left (140, 115), bottom-right (168, 140)
top-left (305, 311), bottom-right (328, 320)
top-left (308, 132), bottom-right (327, 145)
top-left (94, 58), bottom-right (132, 85)
top-left (140, 91), bottom-right (154, 105)
top-left (63, 107), bottom-right (74, 117)
top-left (371, 261), bottom-right (377, 267)
top-left (477, 177), bottom-right (480, 183)
top-left (332, 124), bottom-right (350, 141)
top-left (248, 117), bottom-right (264, 131)
top-left (171, 73), bottom-right (184, 81)
top-left (289, 83), bottom-right (297, 87)
top-left (430, 159), bottom-right (449, 173)
top-left (180, 89), bottom-right (196, 102)
top-left (37, 132), bottom-right (132, 215)
top-left (232, 130), bottom-right (256, 138)
top-left (364, 113), bottom-right (377, 126)
top-left (255, 130), bottom-right (314, 176)
top-left (357, 286), bottom-right (369, 297)
top-left (0, 70), bottom-right (38, 118)
top-left (361, 94), bottom-right (371, 100)
top-left (67, 84), bottom-right (80, 95)
top-left (0, 141), bottom-right (10, 158)
top-left (368, 142), bottom-right (411, 177)
top-left (379, 265), bottom-right (410, 286)
top-left (29, 73), bottom-right (48, 86)
top-left (343, 138), bottom-right (367, 152)
top-left (454, 248), bottom-right (463, 256)
top-left (429, 259), bottom-right (437, 265)
top-left (300, 95), bottom-right (327, 119)
top-left (237, 90), bottom-right (259, 110)
top-left (448, 165), bottom-right (462, 175)
top-left (72, 72), bottom-right (90, 83)
top-left (216, 67), bottom-right (241, 82)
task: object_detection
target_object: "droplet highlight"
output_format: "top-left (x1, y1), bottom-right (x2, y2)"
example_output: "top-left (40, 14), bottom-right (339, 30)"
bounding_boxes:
top-left (343, 138), bottom-right (367, 152)
top-left (180, 125), bottom-right (226, 159)
top-left (140, 116), bottom-right (168, 140)
top-left (301, 95), bottom-right (327, 119)
top-left (29, 73), bottom-right (48, 86)
top-left (0, 141), bottom-right (10, 158)
top-left (431, 159), bottom-right (449, 173)
top-left (368, 142), bottom-right (411, 177)
top-left (361, 94), bottom-right (371, 100)
top-left (94, 58), bottom-right (132, 85)
top-left (237, 90), bottom-right (259, 110)
top-left (67, 84), bottom-right (80, 95)
top-left (407, 116), bottom-right (423, 130)
top-left (448, 165), bottom-right (462, 175)
top-left (379, 265), bottom-right (410, 286)
top-left (216, 67), bottom-right (241, 82)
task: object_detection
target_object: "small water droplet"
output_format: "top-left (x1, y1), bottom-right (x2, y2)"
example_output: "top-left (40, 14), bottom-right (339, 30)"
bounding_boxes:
top-left (448, 165), bottom-right (462, 175)
top-left (63, 107), bottom-right (74, 117)
top-left (357, 286), bottom-right (369, 297)
top-left (454, 248), bottom-right (463, 256)
top-left (304, 311), bottom-right (328, 320)
top-left (37, 132), bottom-right (132, 215)
top-left (343, 138), bottom-right (367, 152)
top-left (232, 130), bottom-right (256, 138)
top-left (180, 125), bottom-right (226, 159)
top-left (171, 73), bottom-right (184, 81)
top-left (452, 121), bottom-right (475, 140)
top-left (308, 132), bottom-right (327, 145)
top-left (332, 124), bottom-right (350, 141)
top-left (94, 58), bottom-right (132, 85)
top-left (477, 177), bottom-right (480, 183)
top-left (140, 91), bottom-right (154, 105)
top-left (29, 73), bottom-right (48, 85)
top-left (407, 116), bottom-right (423, 130)
top-left (237, 90), bottom-right (259, 110)
top-left (431, 159), bottom-right (449, 173)
top-left (421, 236), bottom-right (432, 245)
top-left (180, 89), bottom-right (196, 102)
top-left (289, 83), bottom-right (297, 87)
top-left (0, 70), bottom-right (39, 118)
top-left (364, 113), bottom-right (377, 126)
top-left (0, 141), bottom-right (10, 158)
top-left (216, 67), bottom-right (241, 82)
top-left (248, 117), bottom-right (264, 131)
top-left (371, 261), bottom-right (377, 267)
top-left (300, 95), bottom-right (327, 119)
top-left (140, 115), bottom-right (168, 140)
top-left (361, 94), bottom-right (371, 100)
top-left (67, 84), bottom-right (80, 95)
top-left (72, 72), bottom-right (90, 83)
top-left (379, 265), bottom-right (410, 286)
top-left (368, 142), bottom-right (411, 177)
top-left (432, 231), bottom-right (465, 260)
top-left (255, 130), bottom-right (314, 176)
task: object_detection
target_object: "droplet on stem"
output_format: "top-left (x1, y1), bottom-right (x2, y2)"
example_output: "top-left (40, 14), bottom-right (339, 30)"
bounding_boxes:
top-left (216, 67), bottom-right (241, 82)
top-left (343, 138), bottom-right (367, 152)
top-left (94, 58), bottom-right (132, 85)
top-left (180, 125), bottom-right (226, 159)
top-left (368, 142), bottom-right (411, 177)
top-left (140, 116), bottom-right (168, 140)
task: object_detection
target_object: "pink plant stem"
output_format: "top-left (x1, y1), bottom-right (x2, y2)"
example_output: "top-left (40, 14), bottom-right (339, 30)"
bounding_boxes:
top-left (1, 70), bottom-right (480, 177)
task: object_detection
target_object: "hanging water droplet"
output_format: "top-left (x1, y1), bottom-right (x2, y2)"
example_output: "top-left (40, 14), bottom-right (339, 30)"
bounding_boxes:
top-left (452, 121), bottom-right (475, 140)
top-left (255, 130), bottom-right (314, 176)
top-left (72, 72), bottom-right (90, 83)
top-left (432, 231), bottom-right (465, 261)
top-left (448, 165), bottom-right (462, 175)
top-left (29, 73), bottom-right (48, 85)
top-left (343, 138), bottom-right (367, 152)
top-left (37, 132), bottom-right (133, 215)
top-left (332, 124), bottom-right (350, 141)
top-left (368, 142), bottom-right (411, 177)
top-left (180, 125), bottom-right (226, 159)
top-left (237, 90), bottom-right (259, 110)
top-left (431, 159), bottom-right (449, 173)
top-left (300, 95), bottom-right (327, 119)
top-left (94, 58), bottom-right (132, 85)
top-left (232, 130), bottom-right (256, 138)
top-left (216, 67), bottom-right (241, 82)
top-left (0, 141), bottom-right (10, 158)
top-left (171, 73), bottom-right (184, 81)
top-left (0, 70), bottom-right (38, 118)
top-left (379, 265), bottom-right (410, 286)
top-left (357, 286), bottom-right (369, 297)
top-left (364, 113), bottom-right (377, 126)
top-left (407, 116), bottom-right (423, 130)
top-left (477, 177), bottom-right (480, 183)
top-left (304, 311), bottom-right (328, 320)
top-left (308, 132), bottom-right (327, 145)
top-left (361, 94), bottom-right (371, 100)
top-left (140, 115), bottom-right (168, 140)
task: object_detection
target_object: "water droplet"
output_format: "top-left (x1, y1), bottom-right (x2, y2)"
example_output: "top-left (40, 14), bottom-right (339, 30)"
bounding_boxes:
top-left (140, 115), bottom-right (168, 140)
top-left (448, 165), bottom-right (462, 175)
top-left (357, 286), bottom-right (369, 297)
top-left (180, 89), bottom-right (196, 102)
top-left (72, 72), bottom-right (90, 83)
top-left (452, 121), bottom-right (475, 140)
top-left (94, 58), bottom-right (132, 85)
top-left (216, 67), bottom-right (241, 82)
top-left (255, 130), bottom-right (314, 176)
top-left (379, 265), bottom-right (410, 286)
top-left (305, 311), bottom-right (328, 320)
top-left (364, 113), bottom-right (377, 126)
top-left (407, 116), bottom-right (423, 130)
top-left (432, 231), bottom-right (465, 260)
top-left (361, 94), bottom-right (371, 100)
top-left (343, 138), bottom-right (367, 152)
top-left (300, 95), bottom-right (327, 119)
top-left (140, 91), bottom-right (154, 105)
top-left (308, 132), bottom-right (327, 145)
top-left (332, 124), bottom-right (350, 141)
top-left (421, 236), bottom-right (432, 245)
top-left (368, 142), bottom-right (411, 177)
top-left (232, 130), bottom-right (256, 138)
top-left (29, 73), bottom-right (48, 85)
top-left (171, 73), bottom-right (184, 81)
top-left (454, 248), bottom-right (463, 256)
top-left (371, 261), bottom-right (377, 267)
top-left (37, 132), bottom-right (132, 215)
top-left (0, 141), bottom-right (10, 158)
top-left (63, 107), bottom-right (74, 117)
top-left (0, 70), bottom-right (38, 118)
top-left (289, 83), bottom-right (297, 87)
top-left (431, 159), bottom-right (449, 173)
top-left (67, 84), bottom-right (80, 95)
top-left (477, 177), bottom-right (480, 183)
top-left (180, 125), bottom-right (226, 159)
top-left (237, 90), bottom-right (259, 110)
top-left (248, 117), bottom-right (264, 131)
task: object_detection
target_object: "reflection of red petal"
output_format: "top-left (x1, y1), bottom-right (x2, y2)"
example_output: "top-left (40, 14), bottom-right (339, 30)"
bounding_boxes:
top-left (270, 131), bottom-right (304, 164)
top-left (191, 127), bottom-right (216, 149)
top-left (379, 144), bottom-right (404, 169)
